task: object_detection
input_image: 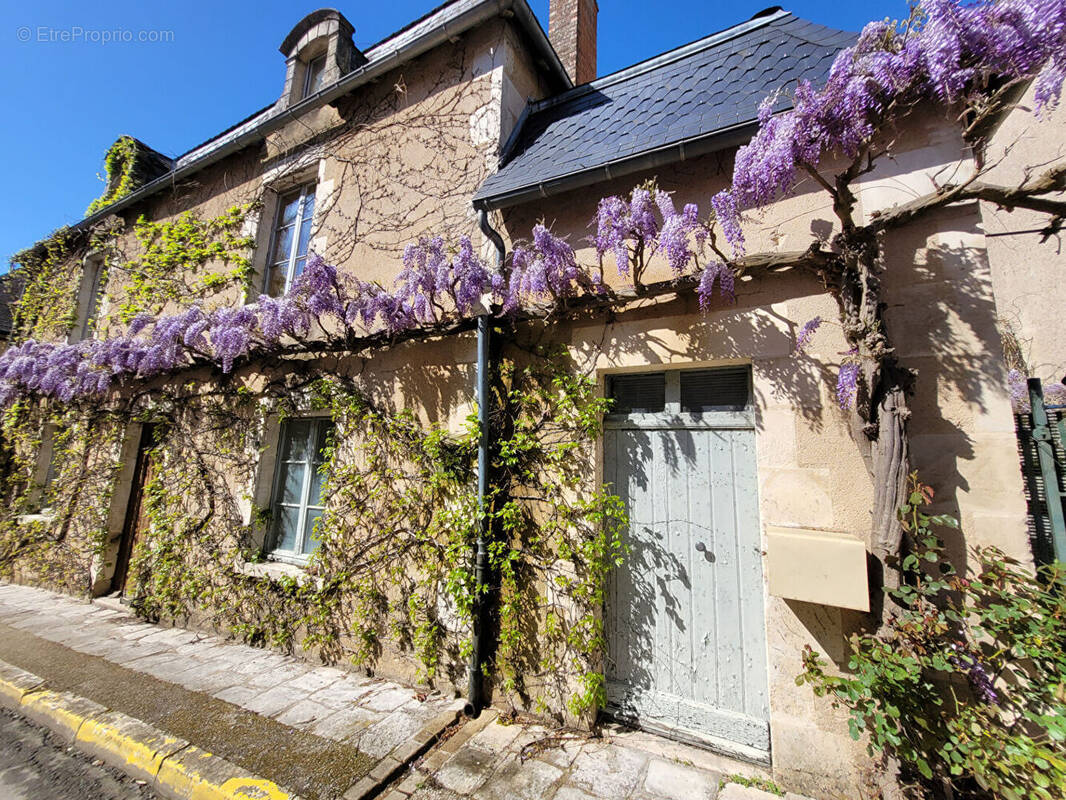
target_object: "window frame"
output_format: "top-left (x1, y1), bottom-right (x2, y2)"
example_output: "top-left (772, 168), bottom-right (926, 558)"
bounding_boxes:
top-left (302, 53), bottom-right (327, 99)
top-left (264, 182), bottom-right (317, 297)
top-left (266, 416), bottom-right (332, 563)
top-left (69, 253), bottom-right (108, 343)
top-left (603, 365), bottom-right (755, 431)
top-left (27, 425), bottom-right (60, 517)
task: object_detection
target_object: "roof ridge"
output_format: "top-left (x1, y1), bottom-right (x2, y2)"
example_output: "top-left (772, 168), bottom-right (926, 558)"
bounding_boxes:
top-left (179, 0), bottom-right (482, 165)
top-left (527, 8), bottom-right (791, 115)
top-left (363, 0), bottom-right (463, 52)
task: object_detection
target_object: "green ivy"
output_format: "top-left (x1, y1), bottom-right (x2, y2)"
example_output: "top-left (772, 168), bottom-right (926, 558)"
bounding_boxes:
top-left (0, 400), bottom-right (124, 593)
top-left (86, 136), bottom-right (148, 216)
top-left (9, 228), bottom-right (83, 342)
top-left (114, 205), bottom-right (257, 322)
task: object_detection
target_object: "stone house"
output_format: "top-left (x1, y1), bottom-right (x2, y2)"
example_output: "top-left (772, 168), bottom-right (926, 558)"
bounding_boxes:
top-left (3, 2), bottom-right (1062, 797)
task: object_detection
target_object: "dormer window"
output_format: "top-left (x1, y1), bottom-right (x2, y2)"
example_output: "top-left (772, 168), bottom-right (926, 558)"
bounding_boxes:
top-left (303, 53), bottom-right (327, 99)
top-left (278, 10), bottom-right (366, 110)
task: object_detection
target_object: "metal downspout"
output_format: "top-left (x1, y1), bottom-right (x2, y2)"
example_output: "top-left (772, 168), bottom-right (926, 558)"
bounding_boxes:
top-left (466, 210), bottom-right (505, 717)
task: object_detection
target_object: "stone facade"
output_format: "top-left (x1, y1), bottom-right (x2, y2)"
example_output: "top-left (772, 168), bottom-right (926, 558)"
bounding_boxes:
top-left (3, 5), bottom-right (1058, 800)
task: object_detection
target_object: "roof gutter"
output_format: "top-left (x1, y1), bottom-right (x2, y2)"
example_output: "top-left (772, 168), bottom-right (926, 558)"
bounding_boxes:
top-left (70, 0), bottom-right (570, 235)
top-left (473, 119), bottom-right (761, 211)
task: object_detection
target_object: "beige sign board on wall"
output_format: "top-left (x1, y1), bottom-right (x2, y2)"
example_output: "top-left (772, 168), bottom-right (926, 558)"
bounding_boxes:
top-left (766, 526), bottom-right (870, 612)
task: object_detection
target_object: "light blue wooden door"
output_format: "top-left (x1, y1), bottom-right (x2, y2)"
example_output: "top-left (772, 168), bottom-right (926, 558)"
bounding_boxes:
top-left (604, 368), bottom-right (770, 759)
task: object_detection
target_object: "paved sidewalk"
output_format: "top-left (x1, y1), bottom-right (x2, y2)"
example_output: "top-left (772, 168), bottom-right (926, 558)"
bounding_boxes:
top-left (0, 582), bottom-right (459, 798)
top-left (384, 707), bottom-right (774, 800)
top-left (0, 583), bottom-right (456, 755)
top-left (0, 582), bottom-right (785, 800)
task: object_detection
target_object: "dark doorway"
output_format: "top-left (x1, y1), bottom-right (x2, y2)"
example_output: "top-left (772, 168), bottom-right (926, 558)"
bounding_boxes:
top-left (110, 424), bottom-right (157, 596)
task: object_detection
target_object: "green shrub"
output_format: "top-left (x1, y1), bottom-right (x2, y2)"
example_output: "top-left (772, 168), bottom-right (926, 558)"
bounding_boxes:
top-left (798, 473), bottom-right (1066, 800)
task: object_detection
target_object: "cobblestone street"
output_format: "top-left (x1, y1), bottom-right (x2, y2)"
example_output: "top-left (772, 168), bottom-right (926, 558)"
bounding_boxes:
top-left (0, 707), bottom-right (159, 800)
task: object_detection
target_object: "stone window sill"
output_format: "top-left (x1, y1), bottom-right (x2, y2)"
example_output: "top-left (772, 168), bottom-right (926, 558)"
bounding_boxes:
top-left (233, 558), bottom-right (322, 588)
top-left (17, 512), bottom-right (55, 525)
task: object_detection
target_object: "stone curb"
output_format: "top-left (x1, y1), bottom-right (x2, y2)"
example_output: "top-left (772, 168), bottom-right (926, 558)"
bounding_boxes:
top-left (380, 708), bottom-right (500, 800)
top-left (0, 659), bottom-right (302, 800)
top-left (342, 700), bottom-right (466, 800)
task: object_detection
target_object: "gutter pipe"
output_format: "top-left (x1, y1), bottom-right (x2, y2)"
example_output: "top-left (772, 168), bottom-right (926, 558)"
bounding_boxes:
top-left (466, 209), bottom-right (506, 717)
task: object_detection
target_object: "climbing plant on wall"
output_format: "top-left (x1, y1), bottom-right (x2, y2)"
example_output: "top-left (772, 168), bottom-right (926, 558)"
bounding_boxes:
top-left (0, 398), bottom-right (126, 593)
top-left (8, 228), bottom-right (85, 342)
top-left (85, 136), bottom-right (173, 217)
top-left (110, 204), bottom-right (258, 322)
top-left (1, 0), bottom-right (1066, 769)
top-left (2, 346), bottom-right (624, 715)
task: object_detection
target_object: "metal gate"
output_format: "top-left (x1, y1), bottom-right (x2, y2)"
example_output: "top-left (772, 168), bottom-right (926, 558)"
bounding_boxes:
top-left (1014, 377), bottom-right (1066, 566)
top-left (603, 367), bottom-right (770, 761)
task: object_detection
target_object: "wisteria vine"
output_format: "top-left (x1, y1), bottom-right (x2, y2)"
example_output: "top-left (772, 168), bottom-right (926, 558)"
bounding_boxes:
top-left (713, 0), bottom-right (1066, 255)
top-left (744, 0), bottom-right (1066, 410)
top-left (0, 191), bottom-right (715, 406)
top-left (5, 0), bottom-right (1066, 413)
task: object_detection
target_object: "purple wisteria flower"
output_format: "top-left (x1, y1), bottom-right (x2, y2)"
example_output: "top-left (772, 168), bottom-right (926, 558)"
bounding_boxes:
top-left (655, 191), bottom-right (707, 275)
top-left (795, 316), bottom-right (823, 352)
top-left (506, 225), bottom-right (602, 310)
top-left (837, 350), bottom-right (861, 410)
top-left (717, 0), bottom-right (1066, 249)
top-left (710, 189), bottom-right (744, 258)
top-left (594, 195), bottom-right (631, 275)
top-left (949, 643), bottom-right (999, 704)
top-left (696, 262), bottom-right (736, 309)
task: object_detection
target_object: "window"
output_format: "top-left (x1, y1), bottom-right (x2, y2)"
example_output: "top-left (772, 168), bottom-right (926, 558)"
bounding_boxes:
top-left (607, 373), bottom-right (666, 414)
top-left (70, 255), bottom-right (107, 342)
top-left (606, 366), bottom-right (751, 415)
top-left (679, 367), bottom-right (750, 412)
top-left (302, 53), bottom-right (327, 99)
top-left (265, 183), bottom-right (316, 297)
top-left (32, 426), bottom-right (61, 515)
top-left (269, 418), bottom-right (332, 559)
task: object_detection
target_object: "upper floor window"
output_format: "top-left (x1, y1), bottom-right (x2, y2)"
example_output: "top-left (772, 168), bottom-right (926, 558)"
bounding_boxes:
top-left (268, 418), bottom-right (332, 560)
top-left (302, 54), bottom-right (327, 99)
top-left (278, 10), bottom-right (365, 111)
top-left (70, 254), bottom-right (107, 342)
top-left (265, 183), bottom-right (316, 297)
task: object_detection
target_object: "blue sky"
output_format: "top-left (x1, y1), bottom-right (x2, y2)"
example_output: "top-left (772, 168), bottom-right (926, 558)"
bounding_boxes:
top-left (0, 0), bottom-right (907, 266)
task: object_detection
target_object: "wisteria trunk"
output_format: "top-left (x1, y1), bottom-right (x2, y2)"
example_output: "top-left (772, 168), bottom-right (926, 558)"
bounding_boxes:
top-left (870, 367), bottom-right (911, 593)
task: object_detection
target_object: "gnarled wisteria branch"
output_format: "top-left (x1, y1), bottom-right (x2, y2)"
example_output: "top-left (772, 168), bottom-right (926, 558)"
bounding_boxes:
top-left (0, 226), bottom-right (832, 409)
top-left (867, 161), bottom-right (1066, 233)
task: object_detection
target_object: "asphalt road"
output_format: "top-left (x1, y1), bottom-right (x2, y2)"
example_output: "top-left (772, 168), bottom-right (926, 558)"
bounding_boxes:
top-left (0, 707), bottom-right (159, 799)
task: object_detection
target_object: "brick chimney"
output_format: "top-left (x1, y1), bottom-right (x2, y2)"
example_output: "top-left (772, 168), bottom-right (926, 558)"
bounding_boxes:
top-left (549, 0), bottom-right (598, 85)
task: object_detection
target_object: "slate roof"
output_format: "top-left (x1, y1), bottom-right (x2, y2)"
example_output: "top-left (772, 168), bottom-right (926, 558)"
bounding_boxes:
top-left (73, 0), bottom-right (569, 231)
top-left (473, 8), bottom-right (856, 209)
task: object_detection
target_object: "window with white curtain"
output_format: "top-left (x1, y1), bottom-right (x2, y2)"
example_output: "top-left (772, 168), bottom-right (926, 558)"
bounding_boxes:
top-left (268, 418), bottom-right (332, 560)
